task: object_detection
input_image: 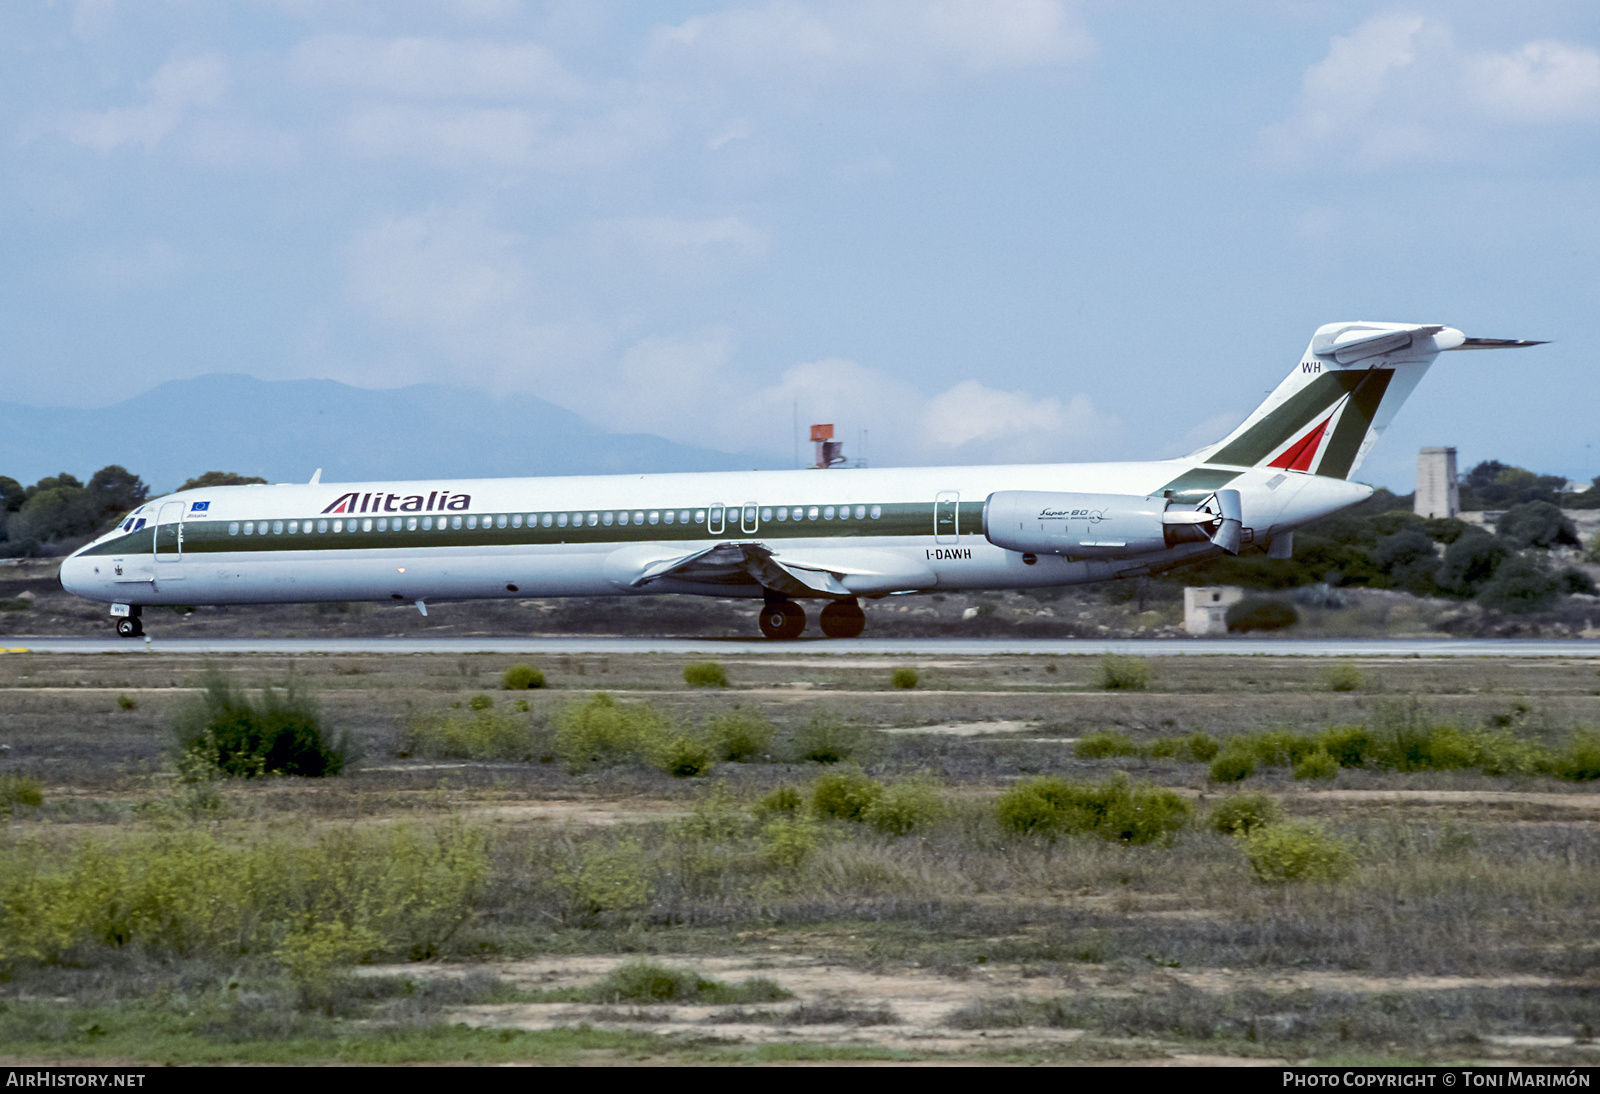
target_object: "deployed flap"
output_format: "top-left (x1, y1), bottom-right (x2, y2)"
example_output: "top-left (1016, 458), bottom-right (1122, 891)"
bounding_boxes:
top-left (605, 542), bottom-right (933, 598)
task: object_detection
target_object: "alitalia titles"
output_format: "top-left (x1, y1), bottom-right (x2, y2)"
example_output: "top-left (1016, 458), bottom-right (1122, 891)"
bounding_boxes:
top-left (322, 491), bottom-right (472, 515)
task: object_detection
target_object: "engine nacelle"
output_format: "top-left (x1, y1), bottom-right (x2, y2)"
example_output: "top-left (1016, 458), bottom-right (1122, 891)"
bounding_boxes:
top-left (982, 491), bottom-right (1218, 557)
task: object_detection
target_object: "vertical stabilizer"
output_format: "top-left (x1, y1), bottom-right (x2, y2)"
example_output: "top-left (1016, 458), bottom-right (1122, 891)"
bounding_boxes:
top-left (1193, 322), bottom-right (1465, 479)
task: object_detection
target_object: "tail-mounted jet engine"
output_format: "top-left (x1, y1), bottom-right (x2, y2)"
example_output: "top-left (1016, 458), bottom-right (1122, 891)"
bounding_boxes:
top-left (982, 489), bottom-right (1247, 558)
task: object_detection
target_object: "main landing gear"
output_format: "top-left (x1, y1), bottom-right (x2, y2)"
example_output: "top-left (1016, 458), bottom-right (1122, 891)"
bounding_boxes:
top-left (758, 600), bottom-right (806, 640)
top-left (756, 599), bottom-right (867, 640)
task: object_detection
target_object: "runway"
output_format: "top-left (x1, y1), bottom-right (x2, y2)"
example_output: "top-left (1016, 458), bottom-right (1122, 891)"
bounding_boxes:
top-left (3, 636), bottom-right (1598, 657)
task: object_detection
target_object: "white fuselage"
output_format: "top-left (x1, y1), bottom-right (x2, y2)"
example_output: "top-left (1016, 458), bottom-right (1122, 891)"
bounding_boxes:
top-left (59, 459), bottom-right (1370, 609)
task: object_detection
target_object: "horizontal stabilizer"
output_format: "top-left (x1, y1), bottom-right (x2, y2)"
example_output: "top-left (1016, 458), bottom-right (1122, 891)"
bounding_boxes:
top-left (1445, 337), bottom-right (1549, 351)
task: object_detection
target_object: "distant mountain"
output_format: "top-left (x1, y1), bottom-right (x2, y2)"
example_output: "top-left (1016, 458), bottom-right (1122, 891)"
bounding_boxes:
top-left (0, 374), bottom-right (762, 492)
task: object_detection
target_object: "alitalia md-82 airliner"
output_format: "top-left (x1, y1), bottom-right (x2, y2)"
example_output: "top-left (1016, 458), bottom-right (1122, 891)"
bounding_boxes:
top-left (60, 321), bottom-right (1539, 640)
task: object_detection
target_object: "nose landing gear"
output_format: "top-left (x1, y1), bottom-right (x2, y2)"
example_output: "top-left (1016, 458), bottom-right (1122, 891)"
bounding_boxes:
top-left (112, 605), bottom-right (143, 638)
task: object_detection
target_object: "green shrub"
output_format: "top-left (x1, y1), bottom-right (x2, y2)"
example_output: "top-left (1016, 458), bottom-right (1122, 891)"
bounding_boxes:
top-left (891, 667), bottom-right (919, 689)
top-left (759, 815), bottom-right (820, 871)
top-left (1243, 821), bottom-right (1356, 882)
top-left (551, 838), bottom-right (651, 926)
top-left (501, 664), bottom-right (545, 690)
top-left (1096, 655), bottom-right (1150, 690)
top-left (1075, 731), bottom-right (1141, 759)
top-left (0, 774), bottom-right (43, 813)
top-left (754, 786), bottom-right (804, 816)
top-left (683, 662), bottom-right (728, 688)
top-left (1206, 792), bottom-right (1277, 837)
top-left (1325, 662), bottom-right (1364, 692)
top-left (1145, 732), bottom-right (1221, 763)
top-left (554, 693), bottom-right (672, 773)
top-left (0, 822), bottom-right (487, 967)
top-left (811, 770), bottom-right (885, 822)
top-left (172, 669), bottom-right (346, 778)
top-left (1292, 748), bottom-right (1339, 781)
top-left (792, 711), bottom-right (873, 764)
top-left (402, 710), bottom-right (544, 761)
top-left (1550, 731), bottom-right (1600, 782)
top-left (996, 775), bottom-right (1191, 844)
top-left (862, 779), bottom-right (944, 836)
top-left (116, 693), bottom-right (137, 711)
top-left (467, 693), bottom-right (494, 711)
top-left (1226, 597), bottom-right (1298, 633)
top-left (585, 963), bottom-right (793, 1005)
top-left (1316, 725), bottom-right (1377, 768)
top-left (704, 708), bottom-right (774, 762)
top-left (1209, 750), bottom-right (1255, 783)
top-left (659, 735), bottom-right (716, 778)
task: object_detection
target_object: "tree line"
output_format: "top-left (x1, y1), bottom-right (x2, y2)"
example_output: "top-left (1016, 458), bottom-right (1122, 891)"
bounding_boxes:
top-left (0, 468), bottom-right (263, 557)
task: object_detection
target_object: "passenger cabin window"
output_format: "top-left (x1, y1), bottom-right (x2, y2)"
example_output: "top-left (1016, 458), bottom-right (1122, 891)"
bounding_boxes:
top-left (497, 515), bottom-right (508, 528)
top-left (587, 512), bottom-right (598, 527)
top-left (871, 505), bottom-right (882, 519)
top-left (244, 522), bottom-right (254, 535)
top-left (229, 522), bottom-right (239, 535)
top-left (662, 510), bottom-right (673, 525)
top-left (695, 509), bottom-right (706, 523)
top-left (633, 511), bottom-right (644, 525)
top-left (648, 511), bottom-right (660, 525)
top-left (452, 516), bottom-right (463, 530)
top-left (776, 508), bottom-right (787, 521)
top-left (602, 512), bottom-right (614, 526)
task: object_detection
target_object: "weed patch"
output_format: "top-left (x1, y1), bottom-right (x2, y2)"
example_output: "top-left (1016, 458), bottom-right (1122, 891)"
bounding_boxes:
top-left (1243, 821), bottom-right (1356, 882)
top-left (996, 775), bottom-right (1191, 843)
top-left (172, 669), bottom-right (346, 778)
top-left (683, 662), bottom-right (729, 688)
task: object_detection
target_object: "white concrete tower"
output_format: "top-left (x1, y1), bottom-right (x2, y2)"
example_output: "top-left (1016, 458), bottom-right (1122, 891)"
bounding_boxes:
top-left (1415, 447), bottom-right (1459, 519)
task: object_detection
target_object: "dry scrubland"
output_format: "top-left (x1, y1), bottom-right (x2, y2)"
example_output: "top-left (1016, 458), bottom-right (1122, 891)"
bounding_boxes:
top-left (0, 650), bottom-right (1598, 1065)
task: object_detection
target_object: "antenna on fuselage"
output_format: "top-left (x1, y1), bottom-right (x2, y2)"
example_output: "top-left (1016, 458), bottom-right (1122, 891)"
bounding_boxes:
top-left (309, 469), bottom-right (322, 485)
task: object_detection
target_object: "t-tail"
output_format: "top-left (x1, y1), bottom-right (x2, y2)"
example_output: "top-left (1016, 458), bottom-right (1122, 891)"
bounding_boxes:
top-left (1192, 322), bottom-right (1546, 480)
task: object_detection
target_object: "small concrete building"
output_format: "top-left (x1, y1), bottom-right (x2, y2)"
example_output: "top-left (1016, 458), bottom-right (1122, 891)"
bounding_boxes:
top-left (1184, 586), bottom-right (1243, 635)
top-left (1415, 447), bottom-right (1459, 519)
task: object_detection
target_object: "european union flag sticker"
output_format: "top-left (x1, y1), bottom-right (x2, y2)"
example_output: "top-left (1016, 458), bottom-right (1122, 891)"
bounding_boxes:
top-left (190, 501), bottom-right (210, 512)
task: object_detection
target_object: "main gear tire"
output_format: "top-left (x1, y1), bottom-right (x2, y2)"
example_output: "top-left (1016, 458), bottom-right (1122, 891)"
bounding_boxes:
top-left (757, 600), bottom-right (806, 640)
top-left (818, 600), bottom-right (866, 638)
top-left (115, 617), bottom-right (144, 638)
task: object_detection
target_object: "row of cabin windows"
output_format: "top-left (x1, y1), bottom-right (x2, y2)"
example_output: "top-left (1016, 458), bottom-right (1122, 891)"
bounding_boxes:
top-left (224, 504), bottom-right (886, 538)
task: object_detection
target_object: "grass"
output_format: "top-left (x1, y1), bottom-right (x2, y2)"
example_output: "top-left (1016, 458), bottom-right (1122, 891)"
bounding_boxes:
top-left (3, 649), bottom-right (1598, 1064)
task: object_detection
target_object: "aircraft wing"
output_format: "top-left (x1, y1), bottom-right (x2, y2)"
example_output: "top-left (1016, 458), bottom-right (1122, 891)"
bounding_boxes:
top-left (604, 542), bottom-right (935, 597)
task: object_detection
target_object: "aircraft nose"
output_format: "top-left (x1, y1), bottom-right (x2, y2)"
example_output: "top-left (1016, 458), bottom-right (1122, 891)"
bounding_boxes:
top-left (58, 554), bottom-right (96, 598)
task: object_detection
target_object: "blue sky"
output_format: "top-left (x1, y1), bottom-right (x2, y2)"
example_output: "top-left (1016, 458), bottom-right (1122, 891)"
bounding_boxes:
top-left (3, 1), bottom-right (1598, 491)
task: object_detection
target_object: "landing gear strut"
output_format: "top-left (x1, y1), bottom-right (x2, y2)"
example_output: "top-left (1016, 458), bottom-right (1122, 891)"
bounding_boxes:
top-left (819, 600), bottom-right (866, 639)
top-left (113, 606), bottom-right (144, 639)
top-left (758, 600), bottom-right (806, 640)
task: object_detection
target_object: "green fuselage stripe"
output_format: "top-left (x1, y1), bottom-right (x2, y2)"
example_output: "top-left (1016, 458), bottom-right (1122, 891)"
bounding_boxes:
top-left (83, 501), bottom-right (989, 558)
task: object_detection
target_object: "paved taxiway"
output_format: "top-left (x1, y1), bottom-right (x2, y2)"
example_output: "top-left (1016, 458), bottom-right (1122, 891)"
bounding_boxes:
top-left (2, 637), bottom-right (1597, 657)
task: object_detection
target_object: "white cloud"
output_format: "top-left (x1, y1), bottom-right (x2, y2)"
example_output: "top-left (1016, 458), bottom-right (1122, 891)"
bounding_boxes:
top-left (651, 0), bottom-right (1092, 86)
top-left (1264, 14), bottom-right (1600, 168)
top-left (54, 55), bottom-right (228, 152)
top-left (1471, 40), bottom-right (1600, 124)
top-left (346, 209), bottom-right (528, 329)
top-left (592, 333), bottom-right (1115, 465)
top-left (589, 216), bottom-right (770, 280)
top-left (290, 35), bottom-right (585, 101)
top-left (344, 104), bottom-right (544, 167)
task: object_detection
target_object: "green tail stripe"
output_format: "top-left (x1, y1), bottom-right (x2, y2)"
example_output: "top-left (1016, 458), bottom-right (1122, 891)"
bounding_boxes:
top-left (1209, 371), bottom-right (1369, 468)
top-left (1315, 369), bottom-right (1393, 480)
top-left (1154, 466), bottom-right (1242, 502)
